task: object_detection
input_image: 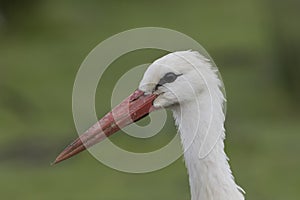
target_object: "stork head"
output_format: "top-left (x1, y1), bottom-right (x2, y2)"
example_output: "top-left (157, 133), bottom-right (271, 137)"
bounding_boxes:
top-left (139, 50), bottom-right (216, 109)
top-left (54, 50), bottom-right (220, 164)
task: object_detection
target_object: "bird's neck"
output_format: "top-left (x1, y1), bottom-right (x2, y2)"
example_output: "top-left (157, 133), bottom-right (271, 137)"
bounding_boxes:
top-left (172, 92), bottom-right (244, 200)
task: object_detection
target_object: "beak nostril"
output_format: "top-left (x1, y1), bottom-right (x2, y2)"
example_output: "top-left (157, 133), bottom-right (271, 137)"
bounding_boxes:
top-left (129, 89), bottom-right (145, 102)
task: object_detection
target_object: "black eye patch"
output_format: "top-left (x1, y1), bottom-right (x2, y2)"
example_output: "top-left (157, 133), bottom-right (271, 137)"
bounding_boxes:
top-left (154, 72), bottom-right (182, 91)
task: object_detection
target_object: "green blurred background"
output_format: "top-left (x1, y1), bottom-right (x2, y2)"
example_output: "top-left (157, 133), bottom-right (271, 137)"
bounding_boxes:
top-left (0, 0), bottom-right (299, 199)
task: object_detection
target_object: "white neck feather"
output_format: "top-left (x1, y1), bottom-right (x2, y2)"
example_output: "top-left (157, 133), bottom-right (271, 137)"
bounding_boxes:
top-left (171, 76), bottom-right (244, 200)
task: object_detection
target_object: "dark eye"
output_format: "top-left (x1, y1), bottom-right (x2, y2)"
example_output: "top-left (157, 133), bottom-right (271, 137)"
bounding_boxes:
top-left (154, 72), bottom-right (182, 91)
top-left (163, 72), bottom-right (178, 83)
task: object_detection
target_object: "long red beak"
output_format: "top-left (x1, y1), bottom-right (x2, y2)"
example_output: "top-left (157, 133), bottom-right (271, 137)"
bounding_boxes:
top-left (53, 89), bottom-right (158, 164)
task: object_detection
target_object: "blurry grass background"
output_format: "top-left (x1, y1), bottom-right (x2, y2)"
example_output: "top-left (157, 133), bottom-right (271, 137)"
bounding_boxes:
top-left (0, 0), bottom-right (300, 199)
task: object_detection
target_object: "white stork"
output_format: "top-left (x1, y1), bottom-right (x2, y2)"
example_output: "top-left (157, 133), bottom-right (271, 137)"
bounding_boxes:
top-left (54, 50), bottom-right (245, 200)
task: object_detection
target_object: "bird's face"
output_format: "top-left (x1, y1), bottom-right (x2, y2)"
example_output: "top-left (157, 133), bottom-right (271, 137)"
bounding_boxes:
top-left (139, 51), bottom-right (207, 108)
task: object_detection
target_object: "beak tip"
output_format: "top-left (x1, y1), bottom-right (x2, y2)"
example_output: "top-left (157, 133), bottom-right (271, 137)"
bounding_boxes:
top-left (50, 161), bottom-right (56, 166)
top-left (51, 156), bottom-right (62, 165)
top-left (52, 151), bottom-right (69, 165)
